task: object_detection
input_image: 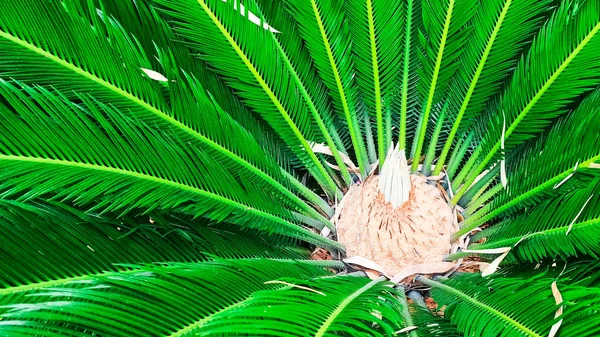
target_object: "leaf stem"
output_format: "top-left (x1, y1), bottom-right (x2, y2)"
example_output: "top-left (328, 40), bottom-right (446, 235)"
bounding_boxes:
top-left (365, 0), bottom-right (385, 166)
top-left (411, 0), bottom-right (454, 172)
top-left (399, 0), bottom-right (414, 151)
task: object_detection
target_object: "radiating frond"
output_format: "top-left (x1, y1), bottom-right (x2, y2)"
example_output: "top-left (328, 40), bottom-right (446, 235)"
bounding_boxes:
top-left (420, 266), bottom-right (600, 337)
top-left (256, 0), bottom-right (349, 153)
top-left (0, 0), bottom-right (334, 217)
top-left (410, 305), bottom-right (463, 337)
top-left (453, 0), bottom-right (600, 201)
top-left (155, 0), bottom-right (344, 195)
top-left (2, 0), bottom-right (600, 335)
top-left (468, 178), bottom-right (600, 262)
top-left (198, 276), bottom-right (406, 336)
top-left (0, 258), bottom-right (339, 336)
top-left (0, 199), bottom-right (305, 291)
top-left (0, 82), bottom-right (341, 250)
top-left (410, 0), bottom-right (476, 171)
top-left (398, 0), bottom-right (422, 152)
top-left (345, 0), bottom-right (405, 165)
top-left (458, 88), bottom-right (600, 235)
top-left (434, 0), bottom-right (552, 175)
top-left (284, 0), bottom-right (370, 176)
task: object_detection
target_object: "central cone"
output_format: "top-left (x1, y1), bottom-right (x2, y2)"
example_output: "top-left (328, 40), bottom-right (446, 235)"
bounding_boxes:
top-left (337, 174), bottom-right (454, 276)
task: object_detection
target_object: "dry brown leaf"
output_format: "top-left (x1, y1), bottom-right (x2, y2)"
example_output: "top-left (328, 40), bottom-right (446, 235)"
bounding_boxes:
top-left (590, 163), bottom-right (600, 169)
top-left (567, 194), bottom-right (594, 235)
top-left (478, 262), bottom-right (491, 272)
top-left (368, 160), bottom-right (379, 177)
top-left (444, 259), bottom-right (462, 278)
top-left (343, 256), bottom-right (390, 278)
top-left (427, 172), bottom-right (446, 181)
top-left (445, 170), bottom-right (455, 199)
top-left (390, 262), bottom-right (457, 284)
top-left (549, 281), bottom-right (563, 337)
top-left (311, 143), bottom-right (360, 174)
top-left (481, 251), bottom-right (510, 277)
top-left (141, 68), bottom-right (168, 82)
top-left (310, 247), bottom-right (332, 261)
top-left (437, 182), bottom-right (450, 203)
top-left (365, 270), bottom-right (382, 280)
top-left (264, 281), bottom-right (326, 296)
top-left (395, 326), bottom-right (418, 334)
top-left (425, 297), bottom-right (439, 311)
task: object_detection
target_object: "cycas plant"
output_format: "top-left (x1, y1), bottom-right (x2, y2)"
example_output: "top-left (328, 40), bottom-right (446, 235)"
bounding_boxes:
top-left (0, 0), bottom-right (599, 335)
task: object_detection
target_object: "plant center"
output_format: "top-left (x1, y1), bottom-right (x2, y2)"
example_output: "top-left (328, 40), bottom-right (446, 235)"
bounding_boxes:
top-left (336, 174), bottom-right (454, 276)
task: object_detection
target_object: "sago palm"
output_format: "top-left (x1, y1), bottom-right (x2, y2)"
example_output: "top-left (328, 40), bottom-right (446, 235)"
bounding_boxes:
top-left (0, 0), bottom-right (599, 335)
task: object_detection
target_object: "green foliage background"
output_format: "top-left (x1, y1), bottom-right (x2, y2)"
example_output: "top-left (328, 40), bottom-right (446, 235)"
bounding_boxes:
top-left (0, 0), bottom-right (599, 335)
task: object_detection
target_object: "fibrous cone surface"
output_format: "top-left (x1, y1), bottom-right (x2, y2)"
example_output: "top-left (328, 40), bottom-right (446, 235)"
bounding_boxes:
top-left (337, 175), bottom-right (454, 276)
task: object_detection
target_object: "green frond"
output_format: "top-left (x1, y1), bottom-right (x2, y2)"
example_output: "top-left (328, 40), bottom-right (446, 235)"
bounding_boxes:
top-left (3, 0), bottom-right (600, 335)
top-left (0, 0), bottom-right (332, 217)
top-left (434, 0), bottom-right (552, 175)
top-left (345, 0), bottom-right (405, 165)
top-left (410, 0), bottom-right (476, 172)
top-left (155, 0), bottom-right (343, 195)
top-left (458, 88), bottom-right (600, 235)
top-left (239, 0), bottom-right (354, 186)
top-left (198, 276), bottom-right (406, 336)
top-left (469, 178), bottom-right (600, 262)
top-left (0, 199), bottom-right (306, 291)
top-left (0, 258), bottom-right (338, 336)
top-left (398, 0), bottom-right (423, 152)
top-left (87, 0), bottom-right (304, 180)
top-left (453, 0), bottom-right (600, 201)
top-left (422, 267), bottom-right (600, 337)
top-left (410, 305), bottom-right (462, 337)
top-left (284, 0), bottom-right (370, 176)
top-left (0, 82), bottom-right (341, 250)
top-left (255, 0), bottom-right (350, 154)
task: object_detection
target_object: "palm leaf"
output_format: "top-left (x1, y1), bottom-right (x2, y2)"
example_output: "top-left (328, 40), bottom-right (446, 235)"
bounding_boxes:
top-left (398, 0), bottom-right (422, 152)
top-left (89, 0), bottom-right (310, 185)
top-left (0, 199), bottom-right (304, 292)
top-left (284, 0), bottom-right (370, 176)
top-left (0, 82), bottom-right (341, 250)
top-left (0, 259), bottom-right (339, 336)
top-left (198, 276), bottom-right (405, 336)
top-left (420, 266), bottom-right (600, 337)
top-left (468, 178), bottom-right (600, 262)
top-left (452, 0), bottom-right (600, 201)
top-left (410, 305), bottom-right (462, 337)
top-left (2, 0), bottom-right (600, 336)
top-left (458, 88), bottom-right (600, 235)
top-left (345, 0), bottom-right (405, 165)
top-left (434, 0), bottom-right (552, 175)
top-left (0, 0), bottom-right (332, 216)
top-left (410, 0), bottom-right (476, 171)
top-left (255, 0), bottom-right (351, 178)
top-left (155, 0), bottom-right (344, 195)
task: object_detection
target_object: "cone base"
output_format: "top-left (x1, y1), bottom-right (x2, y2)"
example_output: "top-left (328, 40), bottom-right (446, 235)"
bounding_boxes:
top-left (337, 175), bottom-right (454, 276)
